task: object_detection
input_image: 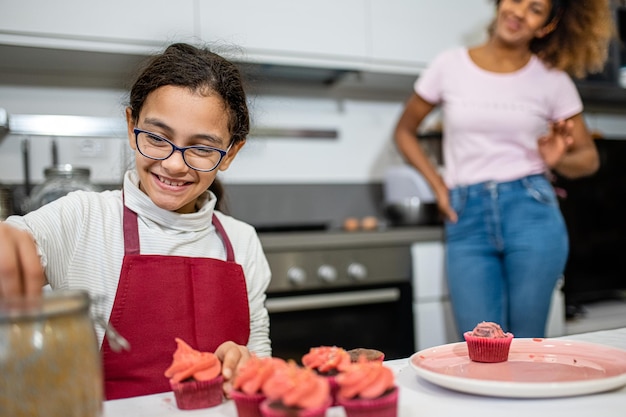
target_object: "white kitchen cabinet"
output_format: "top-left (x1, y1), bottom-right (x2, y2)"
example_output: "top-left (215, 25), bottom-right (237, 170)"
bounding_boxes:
top-left (0, 0), bottom-right (195, 53)
top-left (368, 0), bottom-right (494, 73)
top-left (0, 0), bottom-right (496, 91)
top-left (411, 241), bottom-right (460, 350)
top-left (196, 0), bottom-right (368, 69)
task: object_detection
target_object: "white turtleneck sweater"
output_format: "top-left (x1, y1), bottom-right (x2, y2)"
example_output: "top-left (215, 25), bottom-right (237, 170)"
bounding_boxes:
top-left (4, 170), bottom-right (271, 356)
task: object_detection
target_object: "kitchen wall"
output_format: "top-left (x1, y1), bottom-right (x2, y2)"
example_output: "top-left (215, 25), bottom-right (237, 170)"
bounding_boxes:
top-left (0, 83), bottom-right (430, 186)
top-left (3, 83), bottom-right (626, 229)
top-left (2, 83), bottom-right (626, 187)
top-left (0, 86), bottom-right (130, 184)
top-left (0, 82), bottom-right (427, 225)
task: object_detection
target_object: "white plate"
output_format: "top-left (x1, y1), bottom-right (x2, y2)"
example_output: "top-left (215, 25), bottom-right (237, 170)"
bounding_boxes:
top-left (409, 338), bottom-right (626, 398)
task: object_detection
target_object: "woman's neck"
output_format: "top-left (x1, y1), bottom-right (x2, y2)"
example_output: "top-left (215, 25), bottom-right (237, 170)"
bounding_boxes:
top-left (469, 40), bottom-right (532, 73)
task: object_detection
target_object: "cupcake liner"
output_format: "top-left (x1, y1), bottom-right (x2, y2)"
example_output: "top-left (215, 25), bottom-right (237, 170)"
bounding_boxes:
top-left (259, 397), bottom-right (332, 417)
top-left (463, 332), bottom-right (514, 363)
top-left (170, 375), bottom-right (224, 410)
top-left (327, 375), bottom-right (339, 406)
top-left (230, 389), bottom-right (266, 417)
top-left (337, 386), bottom-right (399, 417)
top-left (310, 372), bottom-right (340, 406)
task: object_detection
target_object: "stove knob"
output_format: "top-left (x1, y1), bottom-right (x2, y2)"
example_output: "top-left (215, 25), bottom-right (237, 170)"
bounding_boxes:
top-left (347, 262), bottom-right (367, 281)
top-left (287, 267), bottom-right (307, 286)
top-left (317, 265), bottom-right (338, 283)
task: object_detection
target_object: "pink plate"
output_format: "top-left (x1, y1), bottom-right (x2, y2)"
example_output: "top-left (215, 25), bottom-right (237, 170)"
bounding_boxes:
top-left (409, 338), bottom-right (626, 398)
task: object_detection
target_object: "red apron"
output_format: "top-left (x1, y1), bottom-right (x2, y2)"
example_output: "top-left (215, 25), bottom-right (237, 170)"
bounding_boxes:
top-left (102, 205), bottom-right (250, 400)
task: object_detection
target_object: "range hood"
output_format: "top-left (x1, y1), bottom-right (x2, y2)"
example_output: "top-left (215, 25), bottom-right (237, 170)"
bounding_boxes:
top-left (0, 43), bottom-right (418, 99)
top-left (239, 62), bottom-right (355, 86)
top-left (3, 43), bottom-right (623, 109)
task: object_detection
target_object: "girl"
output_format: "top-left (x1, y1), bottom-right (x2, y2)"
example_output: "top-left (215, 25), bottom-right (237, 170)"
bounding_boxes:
top-left (0, 43), bottom-right (271, 399)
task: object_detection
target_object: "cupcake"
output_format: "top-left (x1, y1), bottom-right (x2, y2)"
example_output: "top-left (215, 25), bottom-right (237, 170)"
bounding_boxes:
top-left (302, 346), bottom-right (351, 404)
top-left (231, 355), bottom-right (288, 417)
top-left (164, 338), bottom-right (223, 410)
top-left (347, 348), bottom-right (385, 362)
top-left (463, 321), bottom-right (514, 363)
top-left (335, 357), bottom-right (398, 417)
top-left (260, 362), bottom-right (332, 417)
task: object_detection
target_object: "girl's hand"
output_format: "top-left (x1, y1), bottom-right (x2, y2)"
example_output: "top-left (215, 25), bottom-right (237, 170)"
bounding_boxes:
top-left (0, 222), bottom-right (45, 297)
top-left (214, 341), bottom-right (251, 396)
top-left (538, 120), bottom-right (574, 169)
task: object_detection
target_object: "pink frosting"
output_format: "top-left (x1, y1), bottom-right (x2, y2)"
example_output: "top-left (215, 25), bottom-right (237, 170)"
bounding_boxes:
top-left (336, 358), bottom-right (395, 399)
top-left (470, 322), bottom-right (509, 338)
top-left (302, 346), bottom-right (351, 374)
top-left (232, 355), bottom-right (288, 395)
top-left (262, 362), bottom-right (330, 409)
top-left (164, 338), bottom-right (221, 383)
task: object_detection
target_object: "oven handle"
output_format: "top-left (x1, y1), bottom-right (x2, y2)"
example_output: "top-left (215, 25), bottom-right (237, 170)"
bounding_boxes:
top-left (265, 288), bottom-right (401, 313)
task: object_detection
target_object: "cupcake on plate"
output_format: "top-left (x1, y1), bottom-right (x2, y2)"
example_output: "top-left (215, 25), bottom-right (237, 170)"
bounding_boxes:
top-left (335, 357), bottom-right (398, 417)
top-left (164, 337), bottom-right (223, 410)
top-left (260, 361), bottom-right (332, 417)
top-left (230, 355), bottom-right (288, 417)
top-left (347, 348), bottom-right (385, 363)
top-left (302, 346), bottom-right (351, 404)
top-left (463, 321), bottom-right (514, 363)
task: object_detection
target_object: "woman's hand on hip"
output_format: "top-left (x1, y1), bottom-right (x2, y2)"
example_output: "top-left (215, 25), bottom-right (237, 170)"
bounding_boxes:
top-left (215, 341), bottom-right (251, 396)
top-left (0, 222), bottom-right (45, 297)
top-left (435, 187), bottom-right (457, 223)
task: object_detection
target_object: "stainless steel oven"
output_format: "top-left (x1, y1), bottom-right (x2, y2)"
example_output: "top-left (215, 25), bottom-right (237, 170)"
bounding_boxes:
top-left (259, 230), bottom-right (415, 362)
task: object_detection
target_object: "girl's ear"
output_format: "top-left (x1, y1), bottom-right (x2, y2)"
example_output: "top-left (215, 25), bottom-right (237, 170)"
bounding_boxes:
top-left (218, 140), bottom-right (245, 171)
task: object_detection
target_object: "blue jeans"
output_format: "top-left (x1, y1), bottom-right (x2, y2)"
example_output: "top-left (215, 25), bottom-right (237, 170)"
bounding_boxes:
top-left (445, 174), bottom-right (568, 338)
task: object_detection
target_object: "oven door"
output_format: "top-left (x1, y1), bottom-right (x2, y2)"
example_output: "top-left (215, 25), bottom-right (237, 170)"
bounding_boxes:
top-left (265, 282), bottom-right (415, 362)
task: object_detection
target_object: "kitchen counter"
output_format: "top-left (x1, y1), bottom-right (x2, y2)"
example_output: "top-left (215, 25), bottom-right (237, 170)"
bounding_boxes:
top-left (259, 226), bottom-right (444, 251)
top-left (104, 327), bottom-right (626, 417)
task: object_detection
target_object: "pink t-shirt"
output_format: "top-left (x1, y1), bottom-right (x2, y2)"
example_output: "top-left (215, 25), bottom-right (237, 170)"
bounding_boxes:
top-left (415, 48), bottom-right (583, 188)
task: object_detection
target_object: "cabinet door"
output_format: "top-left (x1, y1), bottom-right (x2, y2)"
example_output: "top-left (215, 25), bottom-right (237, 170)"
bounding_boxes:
top-left (369, 0), bottom-right (494, 72)
top-left (197, 0), bottom-right (368, 67)
top-left (0, 0), bottom-right (194, 46)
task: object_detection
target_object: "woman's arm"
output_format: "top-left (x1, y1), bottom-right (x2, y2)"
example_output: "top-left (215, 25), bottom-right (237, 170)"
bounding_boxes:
top-left (539, 113), bottom-right (600, 179)
top-left (394, 93), bottom-right (457, 222)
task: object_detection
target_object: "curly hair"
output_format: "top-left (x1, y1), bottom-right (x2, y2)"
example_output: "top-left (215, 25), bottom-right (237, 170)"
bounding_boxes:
top-left (492, 0), bottom-right (616, 78)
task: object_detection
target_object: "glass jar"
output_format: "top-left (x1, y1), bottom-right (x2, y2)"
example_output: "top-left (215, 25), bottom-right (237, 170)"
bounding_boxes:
top-left (0, 185), bottom-right (13, 220)
top-left (25, 164), bottom-right (99, 212)
top-left (0, 290), bottom-right (103, 417)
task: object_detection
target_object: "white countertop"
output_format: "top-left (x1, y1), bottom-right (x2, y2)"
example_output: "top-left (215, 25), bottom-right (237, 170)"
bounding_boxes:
top-left (104, 328), bottom-right (626, 417)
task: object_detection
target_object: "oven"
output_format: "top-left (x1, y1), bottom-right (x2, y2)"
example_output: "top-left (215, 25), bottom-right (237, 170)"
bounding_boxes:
top-left (259, 230), bottom-right (416, 362)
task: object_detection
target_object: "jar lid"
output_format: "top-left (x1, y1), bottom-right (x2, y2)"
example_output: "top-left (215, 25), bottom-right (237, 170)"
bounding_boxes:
top-left (0, 290), bottom-right (90, 323)
top-left (44, 164), bottom-right (91, 178)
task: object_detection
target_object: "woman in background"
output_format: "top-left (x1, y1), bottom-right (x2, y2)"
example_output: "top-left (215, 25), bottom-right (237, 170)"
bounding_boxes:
top-left (394, 0), bottom-right (614, 338)
top-left (0, 43), bottom-right (271, 399)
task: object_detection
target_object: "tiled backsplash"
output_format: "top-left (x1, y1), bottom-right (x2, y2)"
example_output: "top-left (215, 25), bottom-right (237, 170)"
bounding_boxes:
top-left (3, 181), bottom-right (389, 232)
top-left (223, 182), bottom-right (386, 230)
